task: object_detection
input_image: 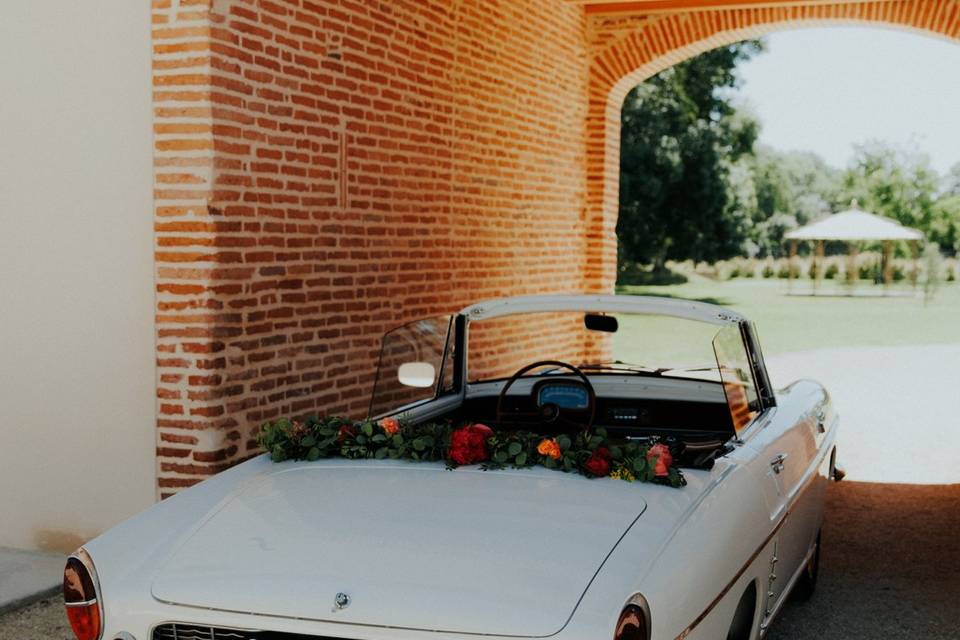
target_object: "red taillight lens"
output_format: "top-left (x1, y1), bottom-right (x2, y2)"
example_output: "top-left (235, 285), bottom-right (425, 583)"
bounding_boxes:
top-left (65, 602), bottom-right (101, 640)
top-left (63, 553), bottom-right (102, 640)
top-left (614, 604), bottom-right (648, 640)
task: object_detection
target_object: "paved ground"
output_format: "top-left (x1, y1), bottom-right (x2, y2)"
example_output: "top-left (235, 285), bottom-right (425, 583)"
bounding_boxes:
top-left (0, 548), bottom-right (63, 615)
top-left (766, 344), bottom-right (960, 484)
top-left (2, 345), bottom-right (957, 639)
top-left (769, 482), bottom-right (960, 640)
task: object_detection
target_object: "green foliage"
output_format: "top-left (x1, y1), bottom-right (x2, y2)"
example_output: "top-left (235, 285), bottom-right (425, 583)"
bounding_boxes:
top-left (618, 41), bottom-right (764, 269)
top-left (257, 418), bottom-right (686, 488)
top-left (618, 44), bottom-right (960, 265)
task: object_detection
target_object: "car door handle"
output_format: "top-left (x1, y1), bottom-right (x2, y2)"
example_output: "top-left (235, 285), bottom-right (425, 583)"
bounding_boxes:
top-left (770, 453), bottom-right (788, 474)
top-left (816, 408), bottom-right (827, 434)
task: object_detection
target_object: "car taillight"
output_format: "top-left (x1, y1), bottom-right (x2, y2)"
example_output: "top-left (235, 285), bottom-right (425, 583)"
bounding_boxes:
top-left (63, 550), bottom-right (102, 640)
top-left (614, 604), bottom-right (648, 640)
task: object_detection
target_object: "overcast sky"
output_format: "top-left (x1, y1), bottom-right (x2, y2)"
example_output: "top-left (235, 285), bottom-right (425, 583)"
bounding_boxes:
top-left (735, 27), bottom-right (960, 174)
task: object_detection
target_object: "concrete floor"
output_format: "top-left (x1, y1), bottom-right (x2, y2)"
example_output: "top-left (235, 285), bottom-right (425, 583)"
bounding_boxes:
top-left (770, 482), bottom-right (960, 639)
top-left (766, 344), bottom-right (960, 485)
top-left (3, 345), bottom-right (958, 639)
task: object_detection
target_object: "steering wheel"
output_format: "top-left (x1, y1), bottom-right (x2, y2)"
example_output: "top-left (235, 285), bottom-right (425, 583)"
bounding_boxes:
top-left (496, 360), bottom-right (596, 432)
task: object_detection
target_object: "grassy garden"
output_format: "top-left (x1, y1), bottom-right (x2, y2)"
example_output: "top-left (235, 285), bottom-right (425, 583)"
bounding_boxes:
top-left (617, 275), bottom-right (960, 356)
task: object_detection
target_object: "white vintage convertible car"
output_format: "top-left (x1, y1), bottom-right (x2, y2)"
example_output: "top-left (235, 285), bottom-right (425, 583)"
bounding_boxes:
top-left (64, 295), bottom-right (841, 640)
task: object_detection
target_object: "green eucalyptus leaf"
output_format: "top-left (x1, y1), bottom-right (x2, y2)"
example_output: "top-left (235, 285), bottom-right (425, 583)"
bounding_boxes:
top-left (508, 442), bottom-right (522, 456)
top-left (515, 452), bottom-right (527, 467)
top-left (306, 447), bottom-right (320, 461)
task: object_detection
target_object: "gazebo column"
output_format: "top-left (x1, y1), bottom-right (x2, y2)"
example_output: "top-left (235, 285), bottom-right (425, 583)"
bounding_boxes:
top-left (847, 242), bottom-right (858, 289)
top-left (882, 240), bottom-right (893, 289)
top-left (910, 240), bottom-right (919, 291)
top-left (814, 240), bottom-right (825, 294)
top-left (788, 239), bottom-right (798, 292)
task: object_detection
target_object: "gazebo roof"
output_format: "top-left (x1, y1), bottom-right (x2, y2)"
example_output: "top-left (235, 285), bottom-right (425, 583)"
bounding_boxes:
top-left (785, 204), bottom-right (924, 242)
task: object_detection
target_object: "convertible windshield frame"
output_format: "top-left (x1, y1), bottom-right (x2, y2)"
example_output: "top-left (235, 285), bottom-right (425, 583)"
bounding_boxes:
top-left (368, 295), bottom-right (775, 421)
top-left (459, 294), bottom-right (745, 326)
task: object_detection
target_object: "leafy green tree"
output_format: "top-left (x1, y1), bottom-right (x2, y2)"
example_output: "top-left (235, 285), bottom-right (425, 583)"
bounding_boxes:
top-left (730, 147), bottom-right (840, 256)
top-left (618, 42), bottom-right (764, 270)
top-left (930, 195), bottom-right (960, 256)
top-left (839, 142), bottom-right (939, 232)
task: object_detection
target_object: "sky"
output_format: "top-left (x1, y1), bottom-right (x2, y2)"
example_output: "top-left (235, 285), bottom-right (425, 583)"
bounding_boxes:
top-left (734, 27), bottom-right (960, 175)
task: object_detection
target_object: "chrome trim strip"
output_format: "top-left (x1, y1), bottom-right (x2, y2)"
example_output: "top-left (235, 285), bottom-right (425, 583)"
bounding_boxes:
top-left (64, 598), bottom-right (98, 608)
top-left (623, 593), bottom-right (653, 640)
top-left (759, 542), bottom-right (817, 636)
top-left (673, 514), bottom-right (789, 640)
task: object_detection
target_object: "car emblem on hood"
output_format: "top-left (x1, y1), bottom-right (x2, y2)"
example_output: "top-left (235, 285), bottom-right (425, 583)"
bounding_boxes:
top-left (335, 592), bottom-right (351, 610)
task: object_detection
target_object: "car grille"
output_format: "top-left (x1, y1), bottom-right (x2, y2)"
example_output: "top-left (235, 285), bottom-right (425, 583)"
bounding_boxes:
top-left (152, 623), bottom-right (337, 640)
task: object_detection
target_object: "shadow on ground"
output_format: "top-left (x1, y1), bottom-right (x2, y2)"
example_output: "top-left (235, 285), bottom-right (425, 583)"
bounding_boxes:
top-left (769, 481), bottom-right (960, 640)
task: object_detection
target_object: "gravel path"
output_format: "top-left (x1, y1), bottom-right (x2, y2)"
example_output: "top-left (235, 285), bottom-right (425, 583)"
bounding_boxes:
top-left (3, 345), bottom-right (957, 639)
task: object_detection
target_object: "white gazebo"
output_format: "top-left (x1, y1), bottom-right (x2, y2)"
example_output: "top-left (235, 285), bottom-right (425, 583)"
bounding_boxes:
top-left (784, 201), bottom-right (924, 294)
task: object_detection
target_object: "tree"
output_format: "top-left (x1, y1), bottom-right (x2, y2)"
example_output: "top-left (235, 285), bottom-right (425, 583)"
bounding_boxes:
top-left (618, 41), bottom-right (764, 270)
top-left (730, 147), bottom-right (840, 257)
top-left (943, 162), bottom-right (960, 197)
top-left (839, 142), bottom-right (939, 232)
top-left (930, 195), bottom-right (960, 256)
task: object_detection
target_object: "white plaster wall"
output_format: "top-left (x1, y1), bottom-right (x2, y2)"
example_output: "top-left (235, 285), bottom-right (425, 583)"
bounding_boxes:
top-left (0, 1), bottom-right (156, 551)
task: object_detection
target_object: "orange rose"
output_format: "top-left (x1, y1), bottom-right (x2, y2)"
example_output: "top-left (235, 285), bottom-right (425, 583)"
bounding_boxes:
top-left (646, 443), bottom-right (673, 477)
top-left (537, 438), bottom-right (562, 460)
top-left (380, 417), bottom-right (401, 435)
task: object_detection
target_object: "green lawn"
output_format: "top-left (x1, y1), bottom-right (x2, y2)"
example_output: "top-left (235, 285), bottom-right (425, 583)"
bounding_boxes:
top-left (616, 277), bottom-right (960, 356)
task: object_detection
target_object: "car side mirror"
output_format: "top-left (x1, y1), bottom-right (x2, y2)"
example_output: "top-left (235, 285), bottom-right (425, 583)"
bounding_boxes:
top-left (398, 362), bottom-right (436, 388)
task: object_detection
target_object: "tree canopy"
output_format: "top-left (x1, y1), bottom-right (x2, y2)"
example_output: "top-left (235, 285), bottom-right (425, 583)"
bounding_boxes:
top-left (618, 41), bottom-right (764, 269)
top-left (618, 44), bottom-right (960, 269)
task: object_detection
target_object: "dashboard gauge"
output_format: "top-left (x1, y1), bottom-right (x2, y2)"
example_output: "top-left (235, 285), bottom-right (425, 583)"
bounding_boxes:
top-left (537, 383), bottom-right (589, 409)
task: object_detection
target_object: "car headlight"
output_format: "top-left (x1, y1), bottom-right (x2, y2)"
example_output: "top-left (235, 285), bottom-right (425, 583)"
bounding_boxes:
top-left (614, 595), bottom-right (650, 640)
top-left (63, 548), bottom-right (103, 640)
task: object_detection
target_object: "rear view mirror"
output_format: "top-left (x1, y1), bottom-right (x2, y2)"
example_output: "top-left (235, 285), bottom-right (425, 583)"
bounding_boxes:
top-left (398, 362), bottom-right (436, 388)
top-left (584, 313), bottom-right (618, 333)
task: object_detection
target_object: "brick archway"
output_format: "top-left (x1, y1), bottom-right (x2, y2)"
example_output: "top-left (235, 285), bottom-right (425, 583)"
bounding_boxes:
top-left (582, 0), bottom-right (960, 292)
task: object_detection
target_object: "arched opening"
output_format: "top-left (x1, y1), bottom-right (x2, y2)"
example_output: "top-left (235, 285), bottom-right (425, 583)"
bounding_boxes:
top-left (583, 0), bottom-right (960, 292)
top-left (584, 4), bottom-right (960, 637)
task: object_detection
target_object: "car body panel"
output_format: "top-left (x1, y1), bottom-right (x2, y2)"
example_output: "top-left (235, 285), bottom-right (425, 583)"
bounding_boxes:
top-left (150, 461), bottom-right (655, 637)
top-left (77, 295), bottom-right (837, 640)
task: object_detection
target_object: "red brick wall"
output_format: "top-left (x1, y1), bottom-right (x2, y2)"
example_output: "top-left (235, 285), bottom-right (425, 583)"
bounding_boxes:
top-left (155, 0), bottom-right (960, 494)
top-left (152, 0), bottom-right (593, 494)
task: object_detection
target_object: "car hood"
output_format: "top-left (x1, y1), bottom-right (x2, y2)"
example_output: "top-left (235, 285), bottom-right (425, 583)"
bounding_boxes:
top-left (151, 461), bottom-right (648, 637)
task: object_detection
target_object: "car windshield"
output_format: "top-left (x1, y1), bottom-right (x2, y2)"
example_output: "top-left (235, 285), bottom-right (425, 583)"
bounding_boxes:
top-left (467, 311), bottom-right (722, 383)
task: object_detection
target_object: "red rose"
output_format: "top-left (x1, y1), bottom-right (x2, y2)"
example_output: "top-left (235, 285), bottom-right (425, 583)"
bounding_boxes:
top-left (646, 443), bottom-right (673, 477)
top-left (448, 423), bottom-right (493, 466)
top-left (583, 451), bottom-right (611, 477)
top-left (337, 424), bottom-right (357, 443)
top-left (595, 447), bottom-right (612, 460)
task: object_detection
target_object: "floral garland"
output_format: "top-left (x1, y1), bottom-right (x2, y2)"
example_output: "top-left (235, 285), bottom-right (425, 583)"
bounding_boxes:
top-left (257, 415), bottom-right (686, 488)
